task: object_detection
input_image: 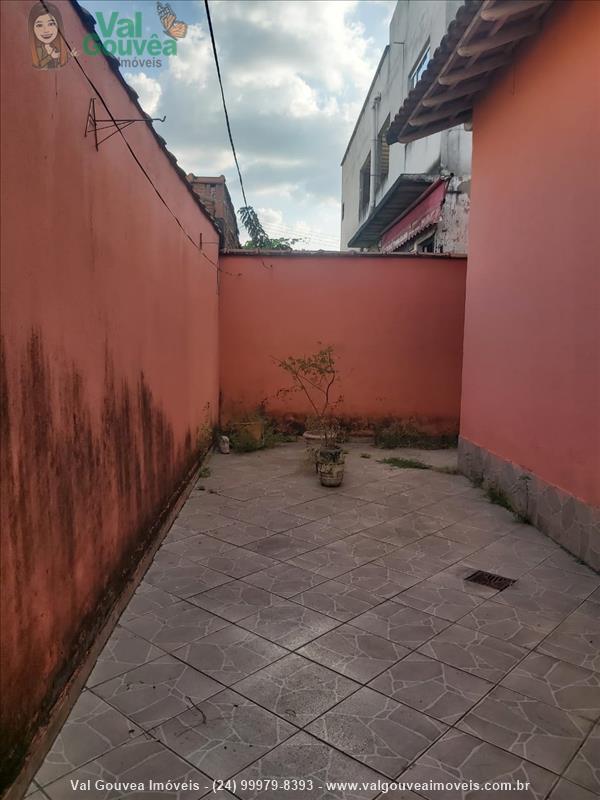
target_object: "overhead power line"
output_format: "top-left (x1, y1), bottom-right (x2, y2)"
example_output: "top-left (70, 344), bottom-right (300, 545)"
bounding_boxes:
top-left (204, 0), bottom-right (249, 209)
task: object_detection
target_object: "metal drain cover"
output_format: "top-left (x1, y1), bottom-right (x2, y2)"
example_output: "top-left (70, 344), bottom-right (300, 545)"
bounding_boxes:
top-left (466, 570), bottom-right (516, 591)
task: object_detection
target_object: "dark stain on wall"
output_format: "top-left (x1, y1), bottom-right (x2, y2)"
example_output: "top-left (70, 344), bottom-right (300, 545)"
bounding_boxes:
top-left (0, 331), bottom-right (200, 790)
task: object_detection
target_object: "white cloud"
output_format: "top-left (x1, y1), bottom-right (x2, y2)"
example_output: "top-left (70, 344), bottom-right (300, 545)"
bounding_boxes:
top-left (168, 23), bottom-right (212, 87)
top-left (123, 72), bottom-right (162, 115)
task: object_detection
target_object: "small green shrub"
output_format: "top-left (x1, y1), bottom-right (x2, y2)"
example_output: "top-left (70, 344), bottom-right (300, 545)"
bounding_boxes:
top-left (374, 420), bottom-right (457, 450)
top-left (198, 466), bottom-right (211, 478)
top-left (380, 457), bottom-right (430, 470)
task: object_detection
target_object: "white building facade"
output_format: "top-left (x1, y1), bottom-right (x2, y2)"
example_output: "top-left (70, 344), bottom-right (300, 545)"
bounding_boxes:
top-left (341, 0), bottom-right (472, 253)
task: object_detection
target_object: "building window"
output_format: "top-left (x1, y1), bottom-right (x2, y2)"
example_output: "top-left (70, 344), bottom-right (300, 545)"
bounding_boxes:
top-left (359, 153), bottom-right (371, 220)
top-left (409, 44), bottom-right (431, 91)
top-left (414, 230), bottom-right (436, 253)
top-left (375, 115), bottom-right (390, 196)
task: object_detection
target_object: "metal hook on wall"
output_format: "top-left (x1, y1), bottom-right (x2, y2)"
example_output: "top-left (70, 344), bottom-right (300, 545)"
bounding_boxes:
top-left (84, 98), bottom-right (166, 149)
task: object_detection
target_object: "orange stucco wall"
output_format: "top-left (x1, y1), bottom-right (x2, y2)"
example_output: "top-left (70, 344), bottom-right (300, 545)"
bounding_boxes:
top-left (0, 1), bottom-right (219, 784)
top-left (220, 254), bottom-right (467, 430)
top-left (461, 0), bottom-right (600, 506)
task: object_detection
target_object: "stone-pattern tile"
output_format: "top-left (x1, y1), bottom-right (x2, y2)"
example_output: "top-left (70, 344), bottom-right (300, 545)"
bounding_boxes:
top-left (351, 601), bottom-right (450, 648)
top-left (393, 580), bottom-right (485, 622)
top-left (237, 596), bottom-right (338, 648)
top-left (364, 513), bottom-right (447, 548)
top-left (337, 563), bottom-right (421, 598)
top-left (290, 495), bottom-right (366, 521)
top-left (501, 651), bottom-right (600, 721)
top-left (207, 521), bottom-right (274, 546)
top-left (233, 731), bottom-right (382, 800)
top-left (400, 729), bottom-right (557, 800)
top-left (120, 601), bottom-right (228, 652)
top-left (298, 624), bottom-right (408, 683)
top-left (150, 689), bottom-right (295, 779)
top-left (435, 522), bottom-right (506, 548)
top-left (86, 626), bottom-right (165, 687)
top-left (235, 653), bottom-right (359, 727)
top-left (495, 564), bottom-right (599, 620)
top-left (369, 652), bottom-right (492, 724)
top-left (43, 737), bottom-right (211, 800)
top-left (223, 506), bottom-right (308, 532)
top-left (549, 778), bottom-right (599, 800)
top-left (35, 691), bottom-right (141, 786)
top-left (288, 546), bottom-right (374, 579)
top-left (327, 503), bottom-right (400, 534)
top-left (384, 489), bottom-right (452, 516)
top-left (173, 626), bottom-right (287, 685)
top-left (196, 547), bottom-right (279, 579)
top-left (458, 599), bottom-right (560, 649)
top-left (93, 655), bottom-right (222, 729)
top-left (425, 562), bottom-right (500, 599)
top-left (242, 563), bottom-right (327, 597)
top-left (464, 535), bottom-right (560, 580)
top-left (307, 686), bottom-right (447, 779)
top-left (177, 510), bottom-right (236, 534)
top-left (188, 580), bottom-right (281, 622)
top-left (292, 518), bottom-right (350, 546)
top-left (144, 558), bottom-right (231, 598)
top-left (379, 538), bottom-right (475, 579)
top-left (418, 624), bottom-right (526, 683)
top-left (564, 723), bottom-right (600, 795)
top-left (162, 533), bottom-right (236, 562)
top-left (292, 580), bottom-right (382, 622)
top-left (457, 686), bottom-right (592, 773)
top-left (538, 612), bottom-right (600, 672)
top-left (119, 582), bottom-right (179, 622)
top-left (244, 532), bottom-right (317, 560)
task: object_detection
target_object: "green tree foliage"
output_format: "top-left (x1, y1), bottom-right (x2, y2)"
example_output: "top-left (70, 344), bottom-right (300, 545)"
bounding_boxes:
top-left (238, 206), bottom-right (299, 250)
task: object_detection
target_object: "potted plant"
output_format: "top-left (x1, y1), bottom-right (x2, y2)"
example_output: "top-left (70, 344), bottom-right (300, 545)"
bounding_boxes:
top-left (275, 346), bottom-right (345, 487)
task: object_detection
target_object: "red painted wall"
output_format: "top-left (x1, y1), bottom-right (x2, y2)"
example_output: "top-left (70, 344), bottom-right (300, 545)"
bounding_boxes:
top-left (0, 1), bottom-right (219, 783)
top-left (461, 0), bottom-right (600, 505)
top-left (220, 253), bottom-right (467, 431)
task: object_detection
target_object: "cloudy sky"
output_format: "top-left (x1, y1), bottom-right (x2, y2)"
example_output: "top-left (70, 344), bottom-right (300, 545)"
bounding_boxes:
top-left (81, 0), bottom-right (396, 248)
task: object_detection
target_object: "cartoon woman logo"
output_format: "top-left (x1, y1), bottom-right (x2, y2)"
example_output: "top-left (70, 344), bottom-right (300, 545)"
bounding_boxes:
top-left (29, 2), bottom-right (70, 69)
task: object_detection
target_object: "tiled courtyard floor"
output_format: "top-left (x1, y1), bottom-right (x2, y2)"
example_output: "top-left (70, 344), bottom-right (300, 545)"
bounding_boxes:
top-left (29, 444), bottom-right (600, 800)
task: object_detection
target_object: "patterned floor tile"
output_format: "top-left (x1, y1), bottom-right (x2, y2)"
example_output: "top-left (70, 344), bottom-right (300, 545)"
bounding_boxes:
top-left (177, 511), bottom-right (236, 534)
top-left (292, 518), bottom-right (351, 546)
top-left (548, 778), bottom-right (599, 800)
top-left (143, 559), bottom-right (231, 598)
top-left (458, 599), bottom-right (560, 649)
top-left (298, 624), bottom-right (408, 683)
top-left (93, 655), bottom-right (222, 729)
top-left (457, 685), bottom-right (592, 773)
top-left (463, 535), bottom-right (560, 580)
top-left (173, 626), bottom-right (287, 685)
top-left (242, 563), bottom-right (327, 597)
top-left (206, 521), bottom-right (274, 546)
top-left (292, 580), bottom-right (382, 621)
top-left (244, 532), bottom-right (317, 560)
top-left (288, 546), bottom-right (374, 579)
top-left (425, 562), bottom-right (500, 599)
top-left (196, 547), bottom-right (279, 579)
top-left (337, 563), bottom-right (421, 598)
top-left (538, 612), bottom-right (600, 672)
top-left (223, 506), bottom-right (309, 533)
top-left (162, 534), bottom-right (236, 562)
top-left (233, 731), bottom-right (382, 799)
top-left (400, 729), bottom-right (557, 799)
top-left (43, 737), bottom-right (211, 800)
top-left (369, 652), bottom-right (492, 724)
top-left (418, 624), bottom-right (526, 683)
top-left (188, 580), bottom-right (282, 622)
top-left (119, 583), bottom-right (179, 622)
top-left (365, 513), bottom-right (453, 548)
top-left (393, 580), bottom-right (485, 622)
top-left (237, 596), bottom-right (338, 648)
top-left (564, 723), bottom-right (600, 795)
top-left (86, 626), bottom-right (165, 687)
top-left (378, 542), bottom-right (470, 580)
top-left (384, 489), bottom-right (452, 516)
top-left (289, 495), bottom-right (367, 521)
top-left (234, 653), bottom-right (358, 727)
top-left (306, 686), bottom-right (447, 779)
top-left (496, 564), bottom-right (599, 620)
top-left (35, 691), bottom-right (141, 786)
top-left (150, 689), bottom-right (295, 779)
top-left (351, 600), bottom-right (450, 648)
top-left (327, 533), bottom-right (398, 562)
top-left (434, 521), bottom-right (505, 549)
top-left (501, 651), bottom-right (600, 721)
top-left (120, 601), bottom-right (228, 652)
top-left (326, 503), bottom-right (400, 534)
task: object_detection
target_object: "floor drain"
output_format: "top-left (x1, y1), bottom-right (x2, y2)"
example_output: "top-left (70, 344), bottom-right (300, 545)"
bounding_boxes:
top-left (466, 570), bottom-right (516, 591)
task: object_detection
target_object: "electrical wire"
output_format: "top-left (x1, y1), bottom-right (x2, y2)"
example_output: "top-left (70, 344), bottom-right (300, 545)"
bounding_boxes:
top-left (39, 0), bottom-right (243, 275)
top-left (204, 0), bottom-right (249, 209)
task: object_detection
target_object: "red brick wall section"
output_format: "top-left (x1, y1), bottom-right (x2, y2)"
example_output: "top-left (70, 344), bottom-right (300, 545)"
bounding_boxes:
top-left (0, 1), bottom-right (220, 787)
